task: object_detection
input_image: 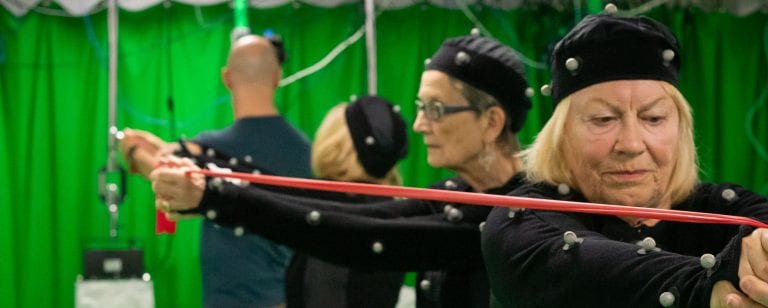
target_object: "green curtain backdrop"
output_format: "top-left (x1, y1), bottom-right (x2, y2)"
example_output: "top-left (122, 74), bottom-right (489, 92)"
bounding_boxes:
top-left (1, 3), bottom-right (767, 307)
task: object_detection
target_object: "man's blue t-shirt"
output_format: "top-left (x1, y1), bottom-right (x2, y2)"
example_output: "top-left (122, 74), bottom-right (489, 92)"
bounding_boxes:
top-left (194, 116), bottom-right (312, 307)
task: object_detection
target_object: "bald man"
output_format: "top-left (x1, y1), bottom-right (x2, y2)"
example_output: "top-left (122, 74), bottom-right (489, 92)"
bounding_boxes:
top-left (120, 35), bottom-right (312, 307)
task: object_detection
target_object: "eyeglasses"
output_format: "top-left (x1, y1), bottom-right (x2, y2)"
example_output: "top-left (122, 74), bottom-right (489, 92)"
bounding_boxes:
top-left (415, 100), bottom-right (475, 121)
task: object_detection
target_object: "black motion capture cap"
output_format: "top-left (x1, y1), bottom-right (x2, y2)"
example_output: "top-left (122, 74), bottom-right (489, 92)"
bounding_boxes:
top-left (345, 96), bottom-right (408, 178)
top-left (548, 14), bottom-right (681, 106)
top-left (426, 35), bottom-right (532, 132)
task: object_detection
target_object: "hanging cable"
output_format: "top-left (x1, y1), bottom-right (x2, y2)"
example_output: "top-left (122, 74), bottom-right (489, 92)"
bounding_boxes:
top-left (622, 0), bottom-right (670, 17)
top-left (744, 21), bottom-right (768, 194)
top-left (279, 26), bottom-right (365, 87)
top-left (364, 0), bottom-right (377, 95)
top-left (453, 0), bottom-right (546, 70)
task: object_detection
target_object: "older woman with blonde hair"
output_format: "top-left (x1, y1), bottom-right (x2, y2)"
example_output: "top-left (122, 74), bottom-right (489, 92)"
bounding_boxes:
top-left (482, 12), bottom-right (768, 307)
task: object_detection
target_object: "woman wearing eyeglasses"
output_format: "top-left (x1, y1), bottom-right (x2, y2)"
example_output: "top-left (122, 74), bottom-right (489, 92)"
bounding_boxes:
top-left (151, 35), bottom-right (531, 308)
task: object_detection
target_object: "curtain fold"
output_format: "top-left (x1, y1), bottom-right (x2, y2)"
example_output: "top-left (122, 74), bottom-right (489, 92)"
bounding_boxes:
top-left (1, 3), bottom-right (767, 308)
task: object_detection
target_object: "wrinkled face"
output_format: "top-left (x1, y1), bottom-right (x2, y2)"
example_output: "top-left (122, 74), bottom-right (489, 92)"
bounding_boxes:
top-left (413, 71), bottom-right (486, 170)
top-left (563, 80), bottom-right (679, 208)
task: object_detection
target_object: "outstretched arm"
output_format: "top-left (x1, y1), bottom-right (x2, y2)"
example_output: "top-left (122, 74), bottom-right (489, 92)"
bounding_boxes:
top-left (119, 128), bottom-right (201, 178)
top-left (150, 162), bottom-right (488, 271)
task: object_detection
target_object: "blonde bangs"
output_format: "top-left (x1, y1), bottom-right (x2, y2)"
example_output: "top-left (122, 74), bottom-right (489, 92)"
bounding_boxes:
top-left (524, 98), bottom-right (575, 187)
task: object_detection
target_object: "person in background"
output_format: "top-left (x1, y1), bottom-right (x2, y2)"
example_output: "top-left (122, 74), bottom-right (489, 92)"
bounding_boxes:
top-left (151, 34), bottom-right (532, 308)
top-left (120, 34), bottom-right (310, 308)
top-left (285, 95), bottom-right (408, 308)
top-left (482, 12), bottom-right (768, 307)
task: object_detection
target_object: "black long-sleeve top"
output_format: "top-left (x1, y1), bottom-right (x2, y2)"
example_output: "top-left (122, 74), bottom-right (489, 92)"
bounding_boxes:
top-left (191, 167), bottom-right (525, 307)
top-left (482, 182), bottom-right (768, 307)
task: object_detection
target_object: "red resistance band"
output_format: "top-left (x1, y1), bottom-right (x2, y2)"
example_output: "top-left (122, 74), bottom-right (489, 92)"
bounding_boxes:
top-left (187, 170), bottom-right (768, 229)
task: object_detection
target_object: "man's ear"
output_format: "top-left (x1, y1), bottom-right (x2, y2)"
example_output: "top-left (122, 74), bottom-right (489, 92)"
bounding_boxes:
top-left (273, 68), bottom-right (282, 89)
top-left (221, 67), bottom-right (232, 90)
top-left (483, 106), bottom-right (506, 143)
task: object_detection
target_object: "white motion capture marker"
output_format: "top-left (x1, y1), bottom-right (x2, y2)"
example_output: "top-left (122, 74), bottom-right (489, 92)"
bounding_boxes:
top-left (251, 169), bottom-right (261, 175)
top-left (444, 180), bottom-right (457, 189)
top-left (637, 237), bottom-right (661, 255)
top-left (228, 157), bottom-right (238, 166)
top-left (424, 58), bottom-right (432, 67)
top-left (525, 87), bottom-right (535, 98)
top-left (540, 84), bottom-right (552, 97)
top-left (455, 51), bottom-right (471, 66)
top-left (565, 57), bottom-right (580, 72)
top-left (604, 3), bottom-right (618, 14)
top-left (372, 241), bottom-right (384, 254)
top-left (562, 231), bottom-right (584, 250)
top-left (205, 209), bottom-right (217, 220)
top-left (243, 155), bottom-right (252, 163)
top-left (721, 189), bottom-right (737, 202)
top-left (393, 105), bottom-right (401, 113)
top-left (479, 221), bottom-right (486, 232)
top-left (662, 49), bottom-right (676, 62)
top-left (508, 208), bottom-right (523, 219)
top-left (446, 208), bottom-right (464, 222)
top-left (470, 28), bottom-right (481, 36)
top-left (557, 183), bottom-right (570, 195)
top-left (206, 148), bottom-right (216, 157)
top-left (443, 204), bottom-right (454, 213)
top-left (659, 291), bottom-right (675, 307)
top-left (365, 136), bottom-right (375, 145)
top-left (700, 253), bottom-right (716, 270)
top-left (420, 279), bottom-right (431, 291)
top-left (234, 226), bottom-right (245, 237)
top-left (209, 177), bottom-right (224, 192)
top-left (306, 211), bottom-right (321, 226)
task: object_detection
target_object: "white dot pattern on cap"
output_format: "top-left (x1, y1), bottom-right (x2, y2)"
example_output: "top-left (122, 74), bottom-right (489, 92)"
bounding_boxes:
top-left (662, 49), bottom-right (675, 62)
top-left (455, 51), bottom-right (471, 66)
top-left (525, 87), bottom-right (535, 98)
top-left (540, 84), bottom-right (552, 96)
top-left (565, 57), bottom-right (580, 72)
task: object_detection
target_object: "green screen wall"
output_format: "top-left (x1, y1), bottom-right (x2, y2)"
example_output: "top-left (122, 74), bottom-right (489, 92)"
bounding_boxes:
top-left (1, 3), bottom-right (767, 307)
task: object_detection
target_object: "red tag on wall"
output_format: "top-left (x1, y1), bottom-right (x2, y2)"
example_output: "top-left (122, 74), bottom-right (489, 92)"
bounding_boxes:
top-left (155, 210), bottom-right (177, 234)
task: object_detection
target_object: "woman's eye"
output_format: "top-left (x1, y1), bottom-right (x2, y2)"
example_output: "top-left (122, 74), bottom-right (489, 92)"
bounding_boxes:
top-left (644, 116), bottom-right (666, 125)
top-left (590, 116), bottom-right (616, 125)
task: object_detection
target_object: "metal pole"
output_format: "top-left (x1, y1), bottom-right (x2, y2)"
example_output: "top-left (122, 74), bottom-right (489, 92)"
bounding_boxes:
top-left (106, 0), bottom-right (120, 239)
top-left (364, 0), bottom-right (377, 95)
top-left (231, 0), bottom-right (250, 42)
